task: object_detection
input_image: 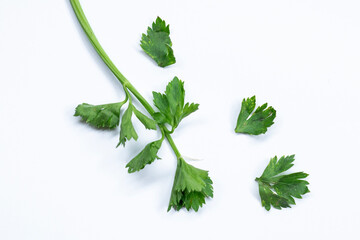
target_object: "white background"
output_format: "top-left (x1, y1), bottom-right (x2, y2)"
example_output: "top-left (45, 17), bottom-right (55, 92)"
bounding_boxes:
top-left (1, 0), bottom-right (360, 239)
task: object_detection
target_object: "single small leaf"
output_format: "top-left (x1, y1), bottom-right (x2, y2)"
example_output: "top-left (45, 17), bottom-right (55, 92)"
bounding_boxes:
top-left (256, 155), bottom-right (310, 211)
top-left (153, 77), bottom-right (199, 130)
top-left (118, 104), bottom-right (138, 147)
top-left (168, 158), bottom-right (213, 212)
top-left (74, 102), bottom-right (125, 129)
top-left (126, 138), bottom-right (163, 173)
top-left (140, 16), bottom-right (176, 67)
top-left (133, 107), bottom-right (157, 130)
top-left (235, 96), bottom-right (276, 135)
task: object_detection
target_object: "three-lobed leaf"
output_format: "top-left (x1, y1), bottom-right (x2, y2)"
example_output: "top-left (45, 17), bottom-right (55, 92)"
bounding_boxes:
top-left (168, 158), bottom-right (213, 212)
top-left (235, 96), bottom-right (276, 135)
top-left (153, 77), bottom-right (199, 129)
top-left (74, 102), bottom-right (125, 129)
top-left (256, 155), bottom-right (309, 211)
top-left (140, 17), bottom-right (175, 67)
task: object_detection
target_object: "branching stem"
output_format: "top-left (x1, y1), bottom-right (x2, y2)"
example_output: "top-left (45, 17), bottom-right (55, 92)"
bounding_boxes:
top-left (70, 0), bottom-right (181, 159)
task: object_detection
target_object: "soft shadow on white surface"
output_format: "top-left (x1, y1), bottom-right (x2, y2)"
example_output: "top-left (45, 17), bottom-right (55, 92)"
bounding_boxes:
top-left (1, 0), bottom-right (360, 240)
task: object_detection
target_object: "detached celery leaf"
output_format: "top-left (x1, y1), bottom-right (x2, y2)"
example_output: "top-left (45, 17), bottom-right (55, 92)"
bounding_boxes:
top-left (235, 96), bottom-right (276, 135)
top-left (118, 104), bottom-right (138, 147)
top-left (256, 155), bottom-right (310, 211)
top-left (74, 102), bottom-right (125, 129)
top-left (133, 107), bottom-right (157, 130)
top-left (126, 139), bottom-right (163, 173)
top-left (153, 77), bottom-right (199, 129)
top-left (168, 158), bottom-right (213, 212)
top-left (140, 17), bottom-right (176, 67)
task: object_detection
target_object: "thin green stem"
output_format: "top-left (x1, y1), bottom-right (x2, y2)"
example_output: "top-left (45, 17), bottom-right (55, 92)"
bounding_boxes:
top-left (70, 0), bottom-right (155, 115)
top-left (70, 0), bottom-right (180, 157)
top-left (164, 132), bottom-right (182, 160)
top-left (123, 85), bottom-right (132, 105)
top-left (70, 0), bottom-right (128, 85)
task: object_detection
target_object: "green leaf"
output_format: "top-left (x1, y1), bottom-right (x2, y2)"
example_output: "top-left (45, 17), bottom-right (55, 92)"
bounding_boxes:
top-left (153, 77), bottom-right (199, 129)
top-left (165, 76), bottom-right (185, 118)
top-left (118, 104), bottom-right (138, 147)
top-left (260, 154), bottom-right (295, 180)
top-left (133, 107), bottom-right (157, 130)
top-left (126, 139), bottom-right (163, 173)
top-left (168, 158), bottom-right (213, 212)
top-left (235, 96), bottom-right (276, 135)
top-left (181, 102), bottom-right (199, 120)
top-left (152, 112), bottom-right (167, 124)
top-left (256, 155), bottom-right (310, 211)
top-left (258, 182), bottom-right (290, 210)
top-left (153, 92), bottom-right (173, 125)
top-left (140, 17), bottom-right (176, 67)
top-left (74, 102), bottom-right (125, 129)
